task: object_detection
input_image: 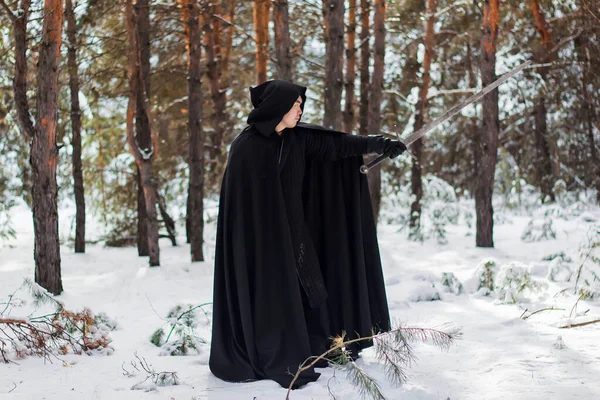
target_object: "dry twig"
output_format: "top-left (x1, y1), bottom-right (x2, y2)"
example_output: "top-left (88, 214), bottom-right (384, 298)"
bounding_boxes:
top-left (559, 319), bottom-right (600, 329)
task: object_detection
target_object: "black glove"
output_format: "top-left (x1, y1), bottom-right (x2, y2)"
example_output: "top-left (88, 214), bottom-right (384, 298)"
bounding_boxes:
top-left (383, 139), bottom-right (407, 159)
top-left (366, 135), bottom-right (407, 159)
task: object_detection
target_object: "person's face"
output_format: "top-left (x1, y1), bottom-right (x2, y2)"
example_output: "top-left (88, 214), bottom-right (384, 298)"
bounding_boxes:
top-left (280, 96), bottom-right (303, 129)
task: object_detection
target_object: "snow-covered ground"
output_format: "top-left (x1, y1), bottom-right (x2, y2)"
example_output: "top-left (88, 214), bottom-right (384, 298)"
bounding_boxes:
top-left (1, 200), bottom-right (599, 400)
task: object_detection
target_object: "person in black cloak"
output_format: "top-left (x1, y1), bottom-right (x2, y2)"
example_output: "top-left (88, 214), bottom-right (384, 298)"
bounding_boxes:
top-left (209, 80), bottom-right (406, 389)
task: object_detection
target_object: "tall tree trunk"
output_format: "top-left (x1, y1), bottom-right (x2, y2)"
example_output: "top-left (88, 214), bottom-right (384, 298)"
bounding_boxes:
top-left (475, 0), bottom-right (500, 248)
top-left (530, 0), bottom-right (556, 202)
top-left (343, 0), bottom-right (357, 133)
top-left (179, 0), bottom-right (205, 262)
top-left (219, 0), bottom-right (235, 85)
top-left (202, 3), bottom-right (229, 192)
top-left (6, 1), bottom-right (34, 141)
top-left (409, 0), bottom-right (437, 232)
top-left (466, 41), bottom-right (479, 197)
top-left (32, 0), bottom-right (65, 294)
top-left (574, 31), bottom-right (599, 202)
top-left (322, 0), bottom-right (344, 130)
top-left (366, 0), bottom-right (386, 221)
top-left (533, 100), bottom-right (555, 202)
top-left (135, 0), bottom-right (152, 257)
top-left (126, 0), bottom-right (160, 266)
top-left (253, 0), bottom-right (270, 84)
top-left (65, 0), bottom-right (86, 253)
top-left (358, 0), bottom-right (370, 136)
top-left (272, 0), bottom-right (293, 81)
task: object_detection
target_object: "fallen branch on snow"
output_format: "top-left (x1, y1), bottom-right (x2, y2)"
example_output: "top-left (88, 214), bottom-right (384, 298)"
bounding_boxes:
top-left (559, 319), bottom-right (600, 329)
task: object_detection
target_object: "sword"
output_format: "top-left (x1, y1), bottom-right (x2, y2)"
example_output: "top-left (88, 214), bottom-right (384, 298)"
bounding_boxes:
top-left (360, 60), bottom-right (532, 174)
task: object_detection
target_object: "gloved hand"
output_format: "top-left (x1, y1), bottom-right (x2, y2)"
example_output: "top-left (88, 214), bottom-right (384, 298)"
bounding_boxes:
top-left (383, 139), bottom-right (407, 159)
top-left (366, 135), bottom-right (407, 159)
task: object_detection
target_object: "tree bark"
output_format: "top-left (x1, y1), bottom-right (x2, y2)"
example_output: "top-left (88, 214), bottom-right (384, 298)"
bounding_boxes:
top-left (466, 41), bottom-right (479, 197)
top-left (358, 0), bottom-right (370, 137)
top-left (202, 3), bottom-right (229, 191)
top-left (253, 0), bottom-right (270, 84)
top-left (2, 0), bottom-right (64, 293)
top-left (574, 31), bottom-right (599, 202)
top-left (156, 190), bottom-right (176, 246)
top-left (409, 0), bottom-right (437, 231)
top-left (366, 0), bottom-right (387, 221)
top-left (219, 0), bottom-right (235, 85)
top-left (135, 0), bottom-right (152, 257)
top-left (530, 0), bottom-right (556, 202)
top-left (322, 0), bottom-right (344, 131)
top-left (33, 0), bottom-right (65, 294)
top-left (343, 0), bottom-right (357, 133)
top-left (179, 0), bottom-right (205, 262)
top-left (65, 0), bottom-right (86, 253)
top-left (8, 0), bottom-right (35, 141)
top-left (136, 169), bottom-right (148, 255)
top-left (272, 0), bottom-right (293, 81)
top-left (476, 0), bottom-right (500, 248)
top-left (126, 0), bottom-right (160, 266)
top-left (533, 100), bottom-right (555, 202)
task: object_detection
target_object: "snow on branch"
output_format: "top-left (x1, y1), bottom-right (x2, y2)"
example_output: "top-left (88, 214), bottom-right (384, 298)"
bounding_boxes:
top-left (0, 279), bottom-right (116, 363)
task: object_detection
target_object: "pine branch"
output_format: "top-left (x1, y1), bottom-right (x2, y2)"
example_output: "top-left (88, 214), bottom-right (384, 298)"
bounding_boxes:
top-left (346, 361), bottom-right (385, 400)
top-left (286, 324), bottom-right (461, 399)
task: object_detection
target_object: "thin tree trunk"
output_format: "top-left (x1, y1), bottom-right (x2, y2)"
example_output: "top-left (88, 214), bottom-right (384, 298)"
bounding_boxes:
top-left (3, 0), bottom-right (33, 206)
top-left (409, 0), bottom-right (437, 231)
top-left (273, 0), bottom-right (293, 81)
top-left (574, 31), bottom-right (599, 202)
top-left (98, 138), bottom-right (107, 226)
top-left (358, 0), bottom-right (370, 136)
top-left (126, 0), bottom-right (160, 266)
top-left (179, 0), bottom-right (205, 262)
top-left (533, 100), bottom-right (555, 202)
top-left (466, 41), bottom-right (479, 197)
top-left (135, 0), bottom-right (152, 257)
top-left (5, 0), bottom-right (34, 141)
top-left (322, 0), bottom-right (344, 130)
top-left (530, 0), bottom-right (556, 202)
top-left (343, 0), bottom-right (357, 133)
top-left (253, 0), bottom-right (270, 84)
top-left (136, 169), bottom-right (148, 255)
top-left (33, 0), bottom-right (65, 294)
top-left (366, 0), bottom-right (387, 221)
top-left (219, 0), bottom-right (235, 85)
top-left (475, 0), bottom-right (500, 248)
top-left (156, 191), bottom-right (176, 246)
top-left (203, 3), bottom-right (228, 190)
top-left (65, 0), bottom-right (85, 253)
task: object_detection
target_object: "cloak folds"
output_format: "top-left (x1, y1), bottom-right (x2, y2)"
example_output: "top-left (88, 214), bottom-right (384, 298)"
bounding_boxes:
top-left (209, 80), bottom-right (390, 389)
top-left (302, 125), bottom-right (391, 355)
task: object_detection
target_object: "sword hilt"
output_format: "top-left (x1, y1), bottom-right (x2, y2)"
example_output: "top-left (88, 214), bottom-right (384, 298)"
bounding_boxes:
top-left (359, 145), bottom-right (417, 174)
top-left (360, 149), bottom-right (393, 174)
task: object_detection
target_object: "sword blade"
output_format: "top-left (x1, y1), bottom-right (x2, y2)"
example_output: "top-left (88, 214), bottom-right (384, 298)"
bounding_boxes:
top-left (402, 60), bottom-right (532, 146)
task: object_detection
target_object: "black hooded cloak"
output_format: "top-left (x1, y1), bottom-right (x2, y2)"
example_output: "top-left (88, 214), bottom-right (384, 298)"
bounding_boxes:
top-left (209, 80), bottom-right (391, 389)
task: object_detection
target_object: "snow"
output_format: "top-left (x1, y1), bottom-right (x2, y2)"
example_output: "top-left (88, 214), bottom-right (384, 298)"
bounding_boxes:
top-left (1, 200), bottom-right (600, 400)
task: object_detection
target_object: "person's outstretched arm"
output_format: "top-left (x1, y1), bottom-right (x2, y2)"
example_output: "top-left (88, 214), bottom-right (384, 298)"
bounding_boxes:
top-left (302, 128), bottom-right (406, 161)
